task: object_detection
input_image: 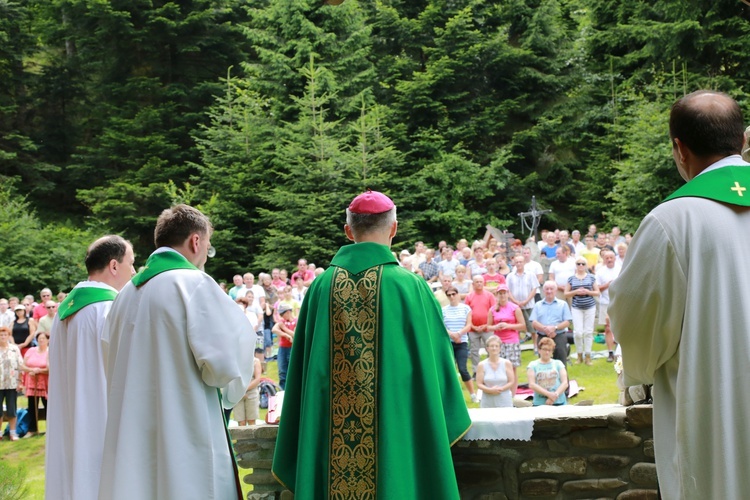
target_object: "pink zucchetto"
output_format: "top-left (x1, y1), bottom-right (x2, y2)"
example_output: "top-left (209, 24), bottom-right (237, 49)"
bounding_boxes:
top-left (348, 190), bottom-right (395, 214)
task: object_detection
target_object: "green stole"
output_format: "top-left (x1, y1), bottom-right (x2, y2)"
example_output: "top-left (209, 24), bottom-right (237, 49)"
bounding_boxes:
top-left (57, 286), bottom-right (117, 320)
top-left (130, 249), bottom-right (243, 499)
top-left (131, 250), bottom-right (198, 287)
top-left (664, 166), bottom-right (750, 206)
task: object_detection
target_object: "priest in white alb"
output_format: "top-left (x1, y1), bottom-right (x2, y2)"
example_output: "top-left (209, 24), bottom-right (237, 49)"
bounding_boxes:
top-left (46, 235), bottom-right (136, 500)
top-left (610, 90), bottom-right (750, 499)
top-left (98, 205), bottom-right (255, 500)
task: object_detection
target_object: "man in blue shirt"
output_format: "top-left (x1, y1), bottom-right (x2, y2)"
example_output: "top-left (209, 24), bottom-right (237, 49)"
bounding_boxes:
top-left (530, 280), bottom-right (572, 363)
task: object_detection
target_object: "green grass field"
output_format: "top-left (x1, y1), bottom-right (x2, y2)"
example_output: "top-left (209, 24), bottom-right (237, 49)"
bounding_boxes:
top-left (1, 342), bottom-right (619, 498)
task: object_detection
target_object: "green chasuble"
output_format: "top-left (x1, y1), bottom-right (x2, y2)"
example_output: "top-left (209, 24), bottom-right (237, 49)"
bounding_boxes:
top-left (663, 165), bottom-right (750, 206)
top-left (272, 242), bottom-right (471, 499)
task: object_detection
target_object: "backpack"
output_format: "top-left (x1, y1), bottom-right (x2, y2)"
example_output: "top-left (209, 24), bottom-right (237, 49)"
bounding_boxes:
top-left (2, 408), bottom-right (29, 437)
top-left (258, 378), bottom-right (278, 409)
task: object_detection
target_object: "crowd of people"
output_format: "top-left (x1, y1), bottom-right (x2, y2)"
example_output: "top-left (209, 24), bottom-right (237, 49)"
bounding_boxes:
top-left (3, 90), bottom-right (743, 499)
top-left (214, 224), bottom-right (627, 415)
top-left (395, 226), bottom-right (627, 407)
top-left (0, 290), bottom-right (66, 440)
top-left (0, 225), bottom-right (628, 442)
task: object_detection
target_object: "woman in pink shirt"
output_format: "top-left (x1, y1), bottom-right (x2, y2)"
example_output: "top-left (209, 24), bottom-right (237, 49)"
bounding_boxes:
top-left (22, 331), bottom-right (49, 437)
top-left (487, 284), bottom-right (526, 395)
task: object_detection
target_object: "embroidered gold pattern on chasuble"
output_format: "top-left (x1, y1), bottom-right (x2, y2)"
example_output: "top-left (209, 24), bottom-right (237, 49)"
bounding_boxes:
top-left (329, 267), bottom-right (380, 499)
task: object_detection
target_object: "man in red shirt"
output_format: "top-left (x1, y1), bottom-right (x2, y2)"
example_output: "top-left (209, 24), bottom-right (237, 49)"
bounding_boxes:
top-left (465, 275), bottom-right (496, 379)
top-left (290, 259), bottom-right (315, 287)
top-left (33, 288), bottom-right (53, 321)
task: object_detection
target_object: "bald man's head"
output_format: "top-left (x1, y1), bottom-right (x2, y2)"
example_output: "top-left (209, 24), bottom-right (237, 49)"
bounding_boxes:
top-left (670, 90), bottom-right (744, 159)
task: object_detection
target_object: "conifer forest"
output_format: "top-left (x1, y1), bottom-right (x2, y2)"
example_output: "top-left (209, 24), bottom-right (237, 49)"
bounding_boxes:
top-left (1, 0), bottom-right (749, 293)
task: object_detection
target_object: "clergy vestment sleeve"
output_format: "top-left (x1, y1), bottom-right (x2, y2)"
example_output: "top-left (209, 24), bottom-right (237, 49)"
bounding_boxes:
top-left (186, 276), bottom-right (255, 407)
top-left (609, 212), bottom-right (687, 387)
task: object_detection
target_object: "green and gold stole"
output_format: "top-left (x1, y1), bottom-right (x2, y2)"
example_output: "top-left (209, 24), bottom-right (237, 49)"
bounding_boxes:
top-left (664, 166), bottom-right (750, 206)
top-left (328, 265), bottom-right (382, 498)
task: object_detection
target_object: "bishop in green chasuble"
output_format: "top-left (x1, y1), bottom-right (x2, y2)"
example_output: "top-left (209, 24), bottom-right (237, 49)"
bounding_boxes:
top-left (273, 192), bottom-right (471, 499)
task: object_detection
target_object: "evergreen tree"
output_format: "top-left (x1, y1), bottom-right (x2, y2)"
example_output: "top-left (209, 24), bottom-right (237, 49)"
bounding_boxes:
top-left (243, 0), bottom-right (376, 122)
top-left (30, 0), bottom-right (253, 254)
top-left (0, 180), bottom-right (94, 296)
top-left (0, 0), bottom-right (61, 205)
top-left (254, 57), bottom-right (394, 269)
top-left (191, 71), bottom-right (277, 278)
top-left (606, 82), bottom-right (682, 232)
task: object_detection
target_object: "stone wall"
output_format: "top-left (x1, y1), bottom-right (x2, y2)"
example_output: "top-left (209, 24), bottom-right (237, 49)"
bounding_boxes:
top-left (230, 404), bottom-right (655, 500)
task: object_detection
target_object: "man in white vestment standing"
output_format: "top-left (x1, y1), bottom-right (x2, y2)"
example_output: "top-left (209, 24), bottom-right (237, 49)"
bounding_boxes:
top-left (610, 90), bottom-right (750, 499)
top-left (46, 235), bottom-right (135, 500)
top-left (98, 205), bottom-right (255, 500)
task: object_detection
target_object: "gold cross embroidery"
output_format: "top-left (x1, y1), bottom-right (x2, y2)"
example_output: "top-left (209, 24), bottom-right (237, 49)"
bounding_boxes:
top-left (731, 181), bottom-right (747, 197)
top-left (68, 300), bottom-right (74, 306)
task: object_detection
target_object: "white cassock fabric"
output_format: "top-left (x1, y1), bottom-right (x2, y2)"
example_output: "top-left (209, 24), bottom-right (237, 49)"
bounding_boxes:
top-left (99, 262), bottom-right (255, 500)
top-left (46, 281), bottom-right (116, 500)
top-left (609, 162), bottom-right (750, 500)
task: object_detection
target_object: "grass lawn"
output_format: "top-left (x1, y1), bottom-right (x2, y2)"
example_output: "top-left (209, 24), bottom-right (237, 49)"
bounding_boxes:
top-left (1, 341), bottom-right (619, 498)
top-left (0, 396), bottom-right (46, 500)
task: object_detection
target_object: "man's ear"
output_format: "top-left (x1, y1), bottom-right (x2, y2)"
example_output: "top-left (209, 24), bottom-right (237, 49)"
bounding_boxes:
top-left (189, 233), bottom-right (201, 254)
top-left (673, 138), bottom-right (687, 165)
top-left (344, 224), bottom-right (356, 242)
top-left (389, 220), bottom-right (398, 239)
top-left (108, 258), bottom-right (119, 276)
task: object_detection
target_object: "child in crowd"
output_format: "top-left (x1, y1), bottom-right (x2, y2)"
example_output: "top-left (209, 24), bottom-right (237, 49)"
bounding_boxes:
top-left (233, 349), bottom-right (264, 426)
top-left (275, 286), bottom-right (301, 320)
top-left (291, 276), bottom-right (307, 303)
top-left (482, 258), bottom-right (506, 291)
top-left (272, 304), bottom-right (297, 390)
top-left (452, 265), bottom-right (471, 301)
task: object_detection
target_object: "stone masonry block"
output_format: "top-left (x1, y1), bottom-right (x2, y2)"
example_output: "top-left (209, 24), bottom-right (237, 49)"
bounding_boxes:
top-left (242, 448), bottom-right (275, 460)
top-left (234, 440), bottom-right (260, 454)
top-left (643, 439), bottom-right (654, 458)
top-left (477, 493), bottom-right (508, 500)
top-left (588, 454), bottom-right (631, 470)
top-left (250, 483), bottom-right (284, 494)
top-left (247, 469), bottom-right (277, 486)
top-left (629, 463), bottom-right (658, 488)
top-left (246, 493), bottom-right (276, 500)
top-left (520, 479), bottom-right (559, 496)
top-left (547, 438), bottom-right (569, 453)
top-left (253, 426), bottom-right (281, 439)
top-left (608, 410), bottom-right (627, 430)
top-left (570, 429), bottom-right (642, 449)
top-left (230, 426), bottom-right (257, 440)
top-left (626, 405), bottom-right (653, 429)
top-left (617, 489), bottom-right (659, 500)
top-left (531, 424), bottom-right (574, 439)
top-left (238, 457), bottom-right (273, 470)
top-left (561, 478), bottom-right (628, 493)
top-left (280, 491), bottom-right (294, 500)
top-left (519, 457), bottom-right (586, 475)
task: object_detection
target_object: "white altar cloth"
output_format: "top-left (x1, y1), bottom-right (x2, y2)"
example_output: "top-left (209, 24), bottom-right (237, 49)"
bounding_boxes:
top-left (463, 404), bottom-right (621, 441)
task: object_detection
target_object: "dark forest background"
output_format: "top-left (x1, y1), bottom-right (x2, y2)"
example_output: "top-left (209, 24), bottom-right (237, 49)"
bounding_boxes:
top-left (2, 0), bottom-right (749, 294)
